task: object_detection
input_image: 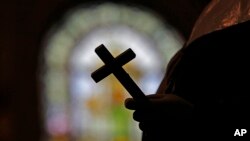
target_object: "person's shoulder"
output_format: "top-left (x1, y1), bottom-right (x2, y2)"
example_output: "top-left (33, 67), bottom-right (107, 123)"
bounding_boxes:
top-left (187, 20), bottom-right (250, 49)
top-left (183, 20), bottom-right (250, 59)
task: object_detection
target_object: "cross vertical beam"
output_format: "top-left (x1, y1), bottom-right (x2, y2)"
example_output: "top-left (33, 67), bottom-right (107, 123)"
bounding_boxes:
top-left (91, 44), bottom-right (147, 102)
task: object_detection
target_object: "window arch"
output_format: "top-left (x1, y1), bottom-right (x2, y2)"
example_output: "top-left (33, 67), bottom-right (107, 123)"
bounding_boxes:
top-left (41, 3), bottom-right (184, 141)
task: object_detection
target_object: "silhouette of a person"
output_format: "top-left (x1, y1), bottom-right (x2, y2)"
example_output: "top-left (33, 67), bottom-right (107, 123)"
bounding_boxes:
top-left (125, 0), bottom-right (250, 140)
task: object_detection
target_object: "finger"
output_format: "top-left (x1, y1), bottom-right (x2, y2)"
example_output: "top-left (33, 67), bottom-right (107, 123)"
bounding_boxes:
top-left (133, 110), bottom-right (142, 121)
top-left (139, 122), bottom-right (146, 131)
top-left (133, 110), bottom-right (149, 121)
top-left (133, 109), bottom-right (158, 122)
top-left (124, 94), bottom-right (165, 110)
top-left (146, 94), bottom-right (171, 106)
top-left (146, 94), bottom-right (165, 99)
top-left (124, 98), bottom-right (137, 110)
top-left (148, 94), bottom-right (190, 106)
top-left (139, 121), bottom-right (158, 132)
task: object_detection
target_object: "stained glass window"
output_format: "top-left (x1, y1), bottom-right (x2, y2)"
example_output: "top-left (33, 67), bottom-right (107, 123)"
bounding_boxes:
top-left (41, 3), bottom-right (184, 141)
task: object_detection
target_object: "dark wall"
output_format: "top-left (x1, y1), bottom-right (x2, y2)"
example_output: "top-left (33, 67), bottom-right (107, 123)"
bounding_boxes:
top-left (0, 0), bottom-right (209, 141)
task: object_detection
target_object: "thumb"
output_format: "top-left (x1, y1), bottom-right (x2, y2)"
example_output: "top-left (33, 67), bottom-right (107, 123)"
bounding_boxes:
top-left (124, 98), bottom-right (136, 110)
top-left (124, 94), bottom-right (164, 110)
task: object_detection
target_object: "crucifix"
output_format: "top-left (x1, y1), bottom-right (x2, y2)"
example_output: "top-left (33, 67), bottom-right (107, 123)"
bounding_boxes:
top-left (91, 44), bottom-right (147, 102)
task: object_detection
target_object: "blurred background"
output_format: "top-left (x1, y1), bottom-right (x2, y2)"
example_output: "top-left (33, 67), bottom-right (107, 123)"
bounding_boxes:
top-left (0, 0), bottom-right (210, 141)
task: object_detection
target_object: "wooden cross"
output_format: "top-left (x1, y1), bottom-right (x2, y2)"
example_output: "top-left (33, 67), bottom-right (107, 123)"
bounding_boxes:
top-left (91, 44), bottom-right (147, 102)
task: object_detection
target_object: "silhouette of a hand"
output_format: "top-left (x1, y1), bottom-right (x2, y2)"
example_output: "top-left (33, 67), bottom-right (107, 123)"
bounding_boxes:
top-left (124, 94), bottom-right (194, 132)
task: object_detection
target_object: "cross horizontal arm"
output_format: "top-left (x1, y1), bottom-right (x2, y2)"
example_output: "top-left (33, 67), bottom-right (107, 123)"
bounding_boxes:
top-left (91, 65), bottom-right (112, 83)
top-left (91, 44), bottom-right (136, 83)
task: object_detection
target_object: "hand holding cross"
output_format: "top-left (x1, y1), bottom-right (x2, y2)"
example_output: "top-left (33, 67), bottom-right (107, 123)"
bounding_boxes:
top-left (91, 44), bottom-right (148, 102)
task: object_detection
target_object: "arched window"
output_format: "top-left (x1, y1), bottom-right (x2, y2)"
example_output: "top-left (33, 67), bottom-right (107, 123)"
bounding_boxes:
top-left (41, 3), bottom-right (184, 141)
